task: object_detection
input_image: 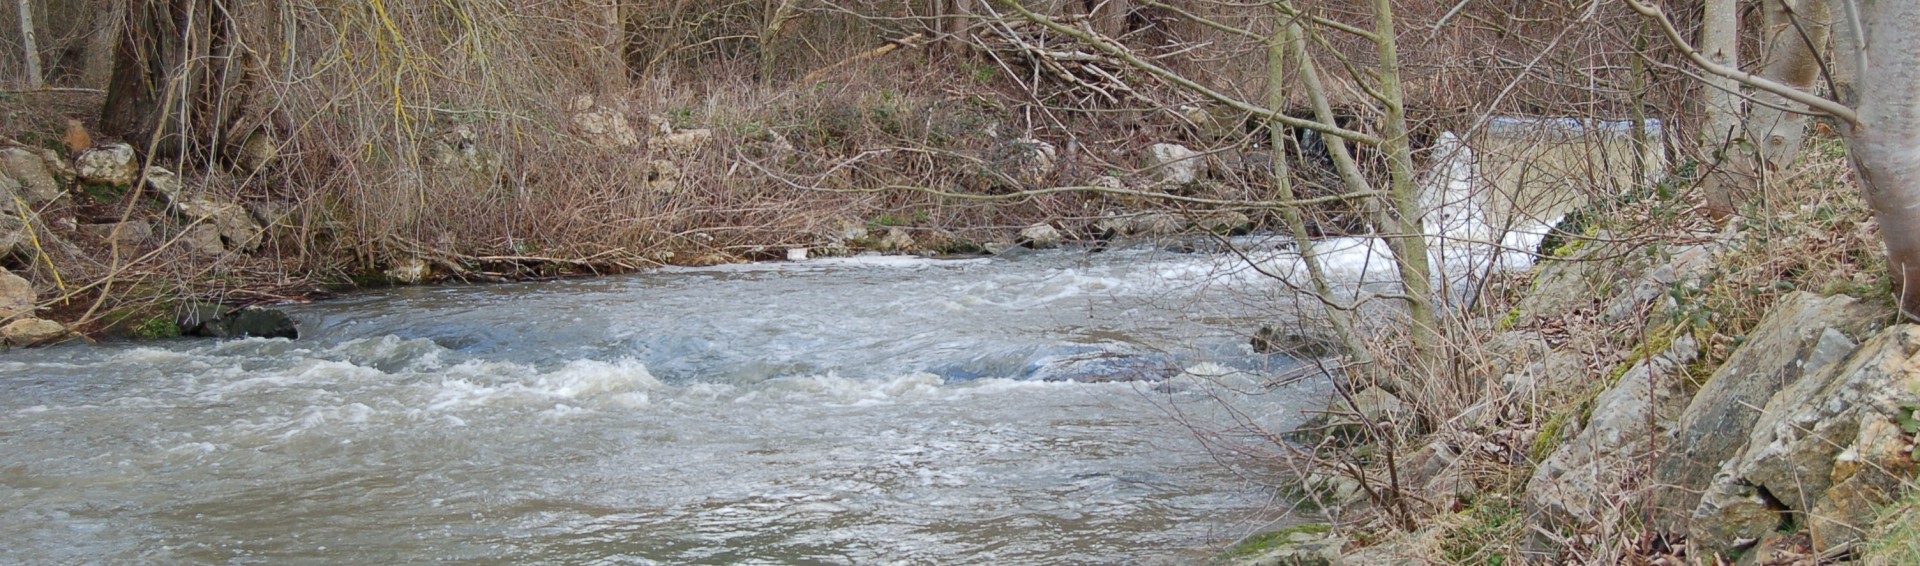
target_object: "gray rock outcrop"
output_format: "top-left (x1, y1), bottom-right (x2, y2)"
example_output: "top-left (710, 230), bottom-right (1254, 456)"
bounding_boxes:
top-left (1526, 334), bottom-right (1699, 543)
top-left (146, 166), bottom-right (263, 252)
top-left (1017, 223), bottom-right (1063, 249)
top-left (1687, 324), bottom-right (1920, 557)
top-left (1648, 292), bottom-right (1886, 533)
top-left (0, 147), bottom-right (63, 204)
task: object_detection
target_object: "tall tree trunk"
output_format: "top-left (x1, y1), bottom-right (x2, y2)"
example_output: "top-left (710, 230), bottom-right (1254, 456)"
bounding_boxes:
top-left (1268, 19), bottom-right (1371, 373)
top-left (1702, 0), bottom-right (1832, 217)
top-left (14, 0), bottom-right (42, 88)
top-left (1742, 1), bottom-right (1832, 191)
top-left (1698, 0), bottom-right (1743, 217)
top-left (1370, 0), bottom-right (1442, 388)
top-left (1826, 0), bottom-right (1870, 104)
top-left (100, 0), bottom-right (270, 167)
top-left (1841, 0), bottom-right (1920, 318)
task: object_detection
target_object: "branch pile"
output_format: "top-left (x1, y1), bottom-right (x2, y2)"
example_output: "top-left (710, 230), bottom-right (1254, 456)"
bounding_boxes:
top-left (974, 17), bottom-right (1165, 108)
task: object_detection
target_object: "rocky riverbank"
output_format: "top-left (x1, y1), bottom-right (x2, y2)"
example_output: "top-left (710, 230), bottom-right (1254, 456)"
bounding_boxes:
top-left (1225, 177), bottom-right (1917, 563)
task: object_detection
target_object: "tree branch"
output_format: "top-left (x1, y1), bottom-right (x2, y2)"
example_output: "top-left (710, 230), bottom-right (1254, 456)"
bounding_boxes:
top-left (1626, 0), bottom-right (1860, 125)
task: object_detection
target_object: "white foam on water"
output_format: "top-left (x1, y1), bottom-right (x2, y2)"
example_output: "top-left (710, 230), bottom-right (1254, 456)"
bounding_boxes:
top-left (425, 357), bottom-right (663, 412)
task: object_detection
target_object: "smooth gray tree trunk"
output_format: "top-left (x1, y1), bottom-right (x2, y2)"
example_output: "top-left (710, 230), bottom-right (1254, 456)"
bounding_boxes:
top-left (1840, 0), bottom-right (1920, 318)
top-left (1697, 0), bottom-right (1742, 217)
top-left (14, 0), bottom-right (42, 88)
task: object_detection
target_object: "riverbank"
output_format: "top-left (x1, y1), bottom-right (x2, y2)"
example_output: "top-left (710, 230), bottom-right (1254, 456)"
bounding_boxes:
top-left (1223, 133), bottom-right (1920, 564)
top-left (0, 77), bottom-right (1283, 345)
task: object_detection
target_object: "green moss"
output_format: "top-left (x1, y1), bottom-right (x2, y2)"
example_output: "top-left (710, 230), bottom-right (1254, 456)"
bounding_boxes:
top-left (1495, 308), bottom-right (1522, 331)
top-left (1439, 497), bottom-right (1522, 565)
top-left (1863, 489), bottom-right (1920, 564)
top-left (1221, 524), bottom-right (1332, 560)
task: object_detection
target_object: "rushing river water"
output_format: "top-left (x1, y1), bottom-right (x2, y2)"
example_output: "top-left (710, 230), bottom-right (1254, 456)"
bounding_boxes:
top-left (1, 245), bottom-right (1336, 564)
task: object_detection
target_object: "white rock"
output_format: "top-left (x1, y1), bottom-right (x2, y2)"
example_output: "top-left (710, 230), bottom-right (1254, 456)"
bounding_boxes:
top-left (75, 143), bottom-right (139, 186)
top-left (657, 128), bottom-right (713, 152)
top-left (643, 160), bottom-right (681, 193)
top-left (385, 257), bottom-right (432, 284)
top-left (1018, 223), bottom-right (1064, 249)
top-left (786, 248), bottom-right (809, 261)
top-left (1147, 143), bottom-right (1205, 186)
top-left (571, 106), bottom-right (639, 148)
top-left (181, 224), bottom-right (226, 255)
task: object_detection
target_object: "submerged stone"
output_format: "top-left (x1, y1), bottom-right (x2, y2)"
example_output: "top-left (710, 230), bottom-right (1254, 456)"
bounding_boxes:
top-left (182, 305), bottom-right (299, 340)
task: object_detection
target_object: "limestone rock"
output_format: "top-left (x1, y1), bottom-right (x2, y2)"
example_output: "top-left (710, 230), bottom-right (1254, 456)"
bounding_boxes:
top-left (643, 160), bottom-right (681, 193)
top-left (570, 96), bottom-right (639, 148)
top-left (0, 215), bottom-right (28, 257)
top-left (876, 227), bottom-right (916, 253)
top-left (146, 167), bottom-right (263, 252)
top-left (1017, 223), bottom-right (1063, 249)
top-left (1004, 138), bottom-right (1056, 186)
top-left (75, 143), bottom-right (140, 186)
top-left (79, 220), bottom-right (153, 248)
top-left (1510, 237), bottom-right (1706, 327)
top-left (0, 147), bottom-right (62, 205)
top-left (1649, 292), bottom-right (1885, 532)
top-left (182, 224), bottom-right (226, 255)
top-left (1194, 211), bottom-right (1253, 235)
top-left (1095, 212), bottom-right (1184, 238)
top-left (0, 271), bottom-right (35, 319)
top-left (657, 128), bottom-right (713, 152)
top-left (1687, 324), bottom-right (1920, 558)
top-left (384, 257), bottom-right (433, 284)
top-left (1147, 143), bottom-right (1206, 186)
top-left (1526, 334), bottom-right (1699, 545)
top-left (1600, 244), bottom-right (1714, 324)
top-left (1291, 386), bottom-right (1412, 446)
top-left (2, 318), bottom-right (67, 347)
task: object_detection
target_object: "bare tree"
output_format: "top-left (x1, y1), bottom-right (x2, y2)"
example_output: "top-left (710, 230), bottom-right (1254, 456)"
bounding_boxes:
top-left (14, 0), bottom-right (41, 88)
top-left (1634, 0), bottom-right (1920, 318)
top-left (99, 0), bottom-right (276, 166)
top-left (1696, 0), bottom-right (1831, 218)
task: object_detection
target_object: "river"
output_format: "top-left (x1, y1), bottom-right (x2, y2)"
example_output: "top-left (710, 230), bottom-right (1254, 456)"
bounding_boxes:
top-left (1, 245), bottom-right (1334, 564)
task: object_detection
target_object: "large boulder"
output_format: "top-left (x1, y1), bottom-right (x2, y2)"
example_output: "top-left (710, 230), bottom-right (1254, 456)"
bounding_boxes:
top-left (2, 318), bottom-right (67, 347)
top-left (79, 220), bottom-right (153, 249)
top-left (1094, 212), bottom-right (1185, 238)
top-left (1525, 334), bottom-right (1699, 547)
top-left (181, 305), bottom-right (299, 340)
top-left (568, 96), bottom-right (639, 148)
top-left (0, 147), bottom-right (62, 205)
top-left (0, 270), bottom-right (35, 320)
top-left (75, 143), bottom-right (140, 186)
top-left (1648, 292), bottom-right (1886, 532)
top-left (1688, 324), bottom-right (1920, 557)
top-left (1017, 223), bottom-right (1063, 249)
top-left (1148, 143), bottom-right (1206, 187)
top-left (146, 166), bottom-right (263, 252)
